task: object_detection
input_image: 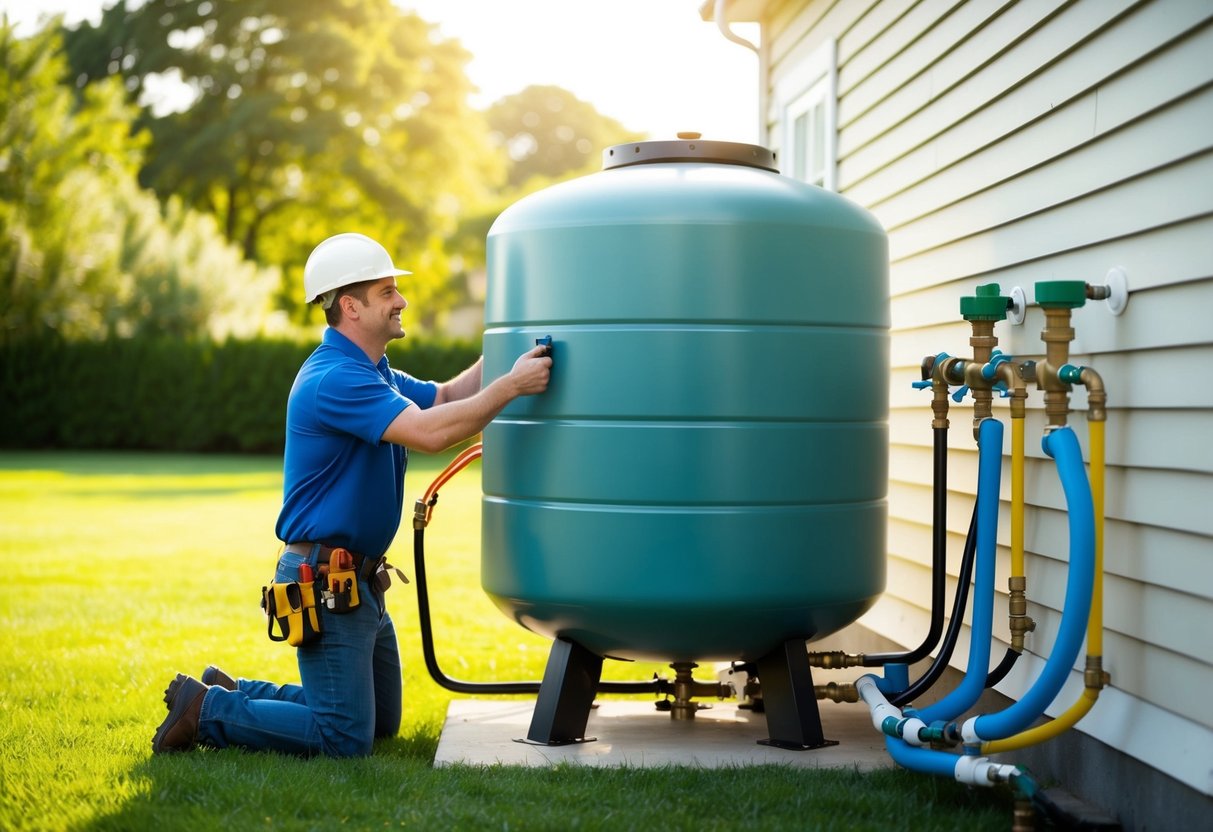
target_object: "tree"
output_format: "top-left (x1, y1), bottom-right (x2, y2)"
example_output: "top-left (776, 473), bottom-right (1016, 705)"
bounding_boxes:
top-left (433, 85), bottom-right (643, 329)
top-left (0, 19), bottom-right (280, 342)
top-left (63, 0), bottom-right (505, 327)
top-left (486, 84), bottom-right (644, 189)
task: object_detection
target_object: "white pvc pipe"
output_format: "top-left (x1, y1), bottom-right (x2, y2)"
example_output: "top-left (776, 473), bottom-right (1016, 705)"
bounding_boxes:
top-left (855, 676), bottom-right (928, 746)
top-left (858, 675), bottom-right (1023, 786)
top-left (954, 755), bottom-right (1022, 787)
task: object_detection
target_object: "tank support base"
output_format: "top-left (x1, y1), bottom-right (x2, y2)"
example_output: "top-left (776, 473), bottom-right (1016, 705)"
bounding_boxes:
top-left (523, 637), bottom-right (603, 745)
top-left (756, 639), bottom-right (838, 750)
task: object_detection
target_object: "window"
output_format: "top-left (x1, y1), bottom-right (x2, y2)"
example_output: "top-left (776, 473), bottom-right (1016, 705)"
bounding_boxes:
top-left (778, 39), bottom-right (837, 190)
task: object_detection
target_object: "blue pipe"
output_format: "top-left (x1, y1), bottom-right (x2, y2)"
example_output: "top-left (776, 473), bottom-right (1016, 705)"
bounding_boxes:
top-left (911, 417), bottom-right (1003, 725)
top-left (883, 735), bottom-right (957, 778)
top-left (970, 426), bottom-right (1095, 741)
top-left (858, 673), bottom-right (1021, 787)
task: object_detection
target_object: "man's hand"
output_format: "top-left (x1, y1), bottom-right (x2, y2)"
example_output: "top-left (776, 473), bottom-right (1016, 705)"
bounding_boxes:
top-left (382, 344), bottom-right (552, 453)
top-left (509, 344), bottom-right (553, 396)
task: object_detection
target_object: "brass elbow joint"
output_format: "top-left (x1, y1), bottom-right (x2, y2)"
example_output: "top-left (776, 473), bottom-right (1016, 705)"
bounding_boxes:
top-left (925, 355), bottom-right (951, 430)
top-left (1057, 364), bottom-right (1107, 422)
top-left (994, 361), bottom-right (1029, 420)
top-left (1080, 367), bottom-right (1107, 422)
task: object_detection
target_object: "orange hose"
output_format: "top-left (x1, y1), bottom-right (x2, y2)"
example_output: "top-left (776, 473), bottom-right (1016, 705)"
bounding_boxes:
top-left (421, 442), bottom-right (483, 523)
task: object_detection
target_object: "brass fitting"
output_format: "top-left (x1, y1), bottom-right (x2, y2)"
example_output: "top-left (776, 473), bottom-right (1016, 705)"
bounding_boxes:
top-left (955, 284), bottom-right (1013, 436)
top-left (1007, 576), bottom-right (1036, 652)
top-left (1013, 798), bottom-right (1036, 832)
top-left (1037, 306), bottom-right (1076, 427)
top-left (807, 651), bottom-right (866, 669)
top-left (1079, 367), bottom-right (1107, 422)
top-left (937, 355), bottom-right (967, 388)
top-left (993, 361), bottom-right (1029, 421)
top-left (814, 682), bottom-right (859, 703)
top-left (668, 662), bottom-right (732, 720)
top-left (1084, 655), bottom-right (1111, 690)
top-left (968, 319), bottom-right (998, 432)
top-left (921, 354), bottom-right (951, 430)
top-left (412, 498), bottom-right (431, 530)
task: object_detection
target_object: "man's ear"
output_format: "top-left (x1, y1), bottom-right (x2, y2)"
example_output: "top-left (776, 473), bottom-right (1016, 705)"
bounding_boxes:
top-left (339, 293), bottom-right (360, 321)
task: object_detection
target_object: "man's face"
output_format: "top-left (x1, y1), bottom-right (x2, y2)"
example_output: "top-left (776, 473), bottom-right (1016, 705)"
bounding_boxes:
top-left (357, 276), bottom-right (408, 340)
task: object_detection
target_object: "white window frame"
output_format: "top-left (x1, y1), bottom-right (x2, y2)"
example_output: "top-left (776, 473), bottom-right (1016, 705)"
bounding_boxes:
top-left (776, 39), bottom-right (837, 190)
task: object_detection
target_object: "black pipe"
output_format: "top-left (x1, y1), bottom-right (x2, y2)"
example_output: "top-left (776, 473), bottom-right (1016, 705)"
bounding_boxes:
top-left (864, 425), bottom-right (950, 667)
top-left (880, 495), bottom-right (1020, 703)
top-left (413, 526), bottom-right (666, 695)
top-left (887, 501), bottom-right (979, 707)
top-left (984, 647), bottom-right (1019, 688)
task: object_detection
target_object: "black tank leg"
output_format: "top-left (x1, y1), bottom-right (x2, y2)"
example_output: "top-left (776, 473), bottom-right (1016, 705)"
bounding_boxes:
top-left (756, 638), bottom-right (838, 750)
top-left (521, 637), bottom-right (604, 745)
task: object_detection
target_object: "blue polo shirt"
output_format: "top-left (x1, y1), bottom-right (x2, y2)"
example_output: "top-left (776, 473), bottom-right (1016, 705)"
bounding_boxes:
top-left (275, 328), bottom-right (439, 557)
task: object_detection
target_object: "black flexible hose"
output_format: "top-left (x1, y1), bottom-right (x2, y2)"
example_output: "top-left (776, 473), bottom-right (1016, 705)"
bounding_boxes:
top-left (413, 526), bottom-right (666, 695)
top-left (413, 526), bottom-right (540, 694)
top-left (882, 503), bottom-right (1021, 703)
top-left (984, 647), bottom-right (1019, 688)
top-left (887, 501), bottom-right (979, 707)
top-left (864, 425), bottom-right (949, 667)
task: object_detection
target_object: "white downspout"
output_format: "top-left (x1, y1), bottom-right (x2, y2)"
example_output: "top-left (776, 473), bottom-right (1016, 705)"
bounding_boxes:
top-left (713, 0), bottom-right (759, 53)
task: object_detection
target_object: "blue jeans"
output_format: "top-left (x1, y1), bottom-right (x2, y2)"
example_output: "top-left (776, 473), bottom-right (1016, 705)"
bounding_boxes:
top-left (195, 549), bottom-right (402, 756)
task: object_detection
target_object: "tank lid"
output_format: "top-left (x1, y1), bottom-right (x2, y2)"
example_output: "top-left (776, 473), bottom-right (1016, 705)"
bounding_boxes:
top-left (602, 134), bottom-right (779, 172)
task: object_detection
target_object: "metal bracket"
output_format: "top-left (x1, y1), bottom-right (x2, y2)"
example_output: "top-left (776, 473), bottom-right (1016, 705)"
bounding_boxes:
top-left (520, 638), bottom-right (604, 746)
top-left (755, 639), bottom-right (838, 750)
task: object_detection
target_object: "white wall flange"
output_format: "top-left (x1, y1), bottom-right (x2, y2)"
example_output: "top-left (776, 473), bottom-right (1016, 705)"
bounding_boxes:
top-left (1008, 286), bottom-right (1026, 325)
top-left (1105, 267), bottom-right (1129, 315)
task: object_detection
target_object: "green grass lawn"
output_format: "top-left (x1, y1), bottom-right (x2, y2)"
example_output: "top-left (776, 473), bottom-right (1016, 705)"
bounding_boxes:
top-left (0, 451), bottom-right (1011, 831)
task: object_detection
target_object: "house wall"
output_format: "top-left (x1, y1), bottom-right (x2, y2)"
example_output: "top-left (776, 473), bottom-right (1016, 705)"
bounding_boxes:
top-left (749, 0), bottom-right (1213, 800)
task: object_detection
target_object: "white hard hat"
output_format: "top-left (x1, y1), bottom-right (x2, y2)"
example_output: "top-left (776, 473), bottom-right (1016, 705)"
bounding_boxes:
top-left (303, 232), bottom-right (411, 307)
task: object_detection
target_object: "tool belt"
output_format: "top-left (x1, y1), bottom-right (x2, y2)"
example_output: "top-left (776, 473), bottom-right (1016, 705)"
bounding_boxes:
top-left (283, 542), bottom-right (409, 595)
top-left (262, 543), bottom-right (409, 646)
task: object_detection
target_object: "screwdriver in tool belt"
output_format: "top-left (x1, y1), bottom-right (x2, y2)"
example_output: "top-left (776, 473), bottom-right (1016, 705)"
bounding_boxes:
top-left (299, 563), bottom-right (314, 582)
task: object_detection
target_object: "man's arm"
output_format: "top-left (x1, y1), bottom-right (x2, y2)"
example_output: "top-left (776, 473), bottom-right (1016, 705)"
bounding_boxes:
top-left (432, 356), bottom-right (483, 406)
top-left (381, 347), bottom-right (550, 453)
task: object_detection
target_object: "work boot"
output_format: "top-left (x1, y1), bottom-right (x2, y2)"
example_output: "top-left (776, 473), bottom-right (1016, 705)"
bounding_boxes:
top-left (153, 675), bottom-right (208, 754)
top-left (162, 667), bottom-right (234, 710)
top-left (201, 665), bottom-right (236, 691)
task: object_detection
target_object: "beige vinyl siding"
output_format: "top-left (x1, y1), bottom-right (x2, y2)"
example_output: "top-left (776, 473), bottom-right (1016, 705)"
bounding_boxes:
top-left (760, 0), bottom-right (1213, 793)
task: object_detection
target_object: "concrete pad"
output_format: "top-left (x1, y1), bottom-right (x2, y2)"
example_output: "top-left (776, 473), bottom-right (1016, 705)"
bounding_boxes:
top-left (434, 698), bottom-right (894, 770)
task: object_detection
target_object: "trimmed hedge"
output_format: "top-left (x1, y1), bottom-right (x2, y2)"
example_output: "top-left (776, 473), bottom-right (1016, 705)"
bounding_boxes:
top-left (1, 333), bottom-right (481, 453)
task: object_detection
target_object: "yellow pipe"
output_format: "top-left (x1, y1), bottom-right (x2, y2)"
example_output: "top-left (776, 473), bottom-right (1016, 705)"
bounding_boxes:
top-left (983, 416), bottom-right (1106, 754)
top-left (1011, 413), bottom-right (1025, 580)
top-left (994, 361), bottom-right (1033, 650)
top-left (1088, 417), bottom-right (1105, 656)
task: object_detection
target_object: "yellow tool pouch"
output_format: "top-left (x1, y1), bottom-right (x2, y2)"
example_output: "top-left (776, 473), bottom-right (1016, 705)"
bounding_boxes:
top-left (261, 581), bottom-right (322, 646)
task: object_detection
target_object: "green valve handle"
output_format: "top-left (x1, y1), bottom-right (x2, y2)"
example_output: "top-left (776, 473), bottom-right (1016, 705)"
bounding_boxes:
top-left (1035, 280), bottom-right (1087, 309)
top-left (960, 283), bottom-right (1010, 322)
top-left (1059, 364), bottom-right (1085, 384)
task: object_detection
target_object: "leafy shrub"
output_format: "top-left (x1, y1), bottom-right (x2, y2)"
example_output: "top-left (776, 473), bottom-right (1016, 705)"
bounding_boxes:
top-left (0, 333), bottom-right (481, 453)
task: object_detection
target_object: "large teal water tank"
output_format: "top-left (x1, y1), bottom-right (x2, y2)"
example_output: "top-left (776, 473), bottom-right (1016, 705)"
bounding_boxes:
top-left (481, 138), bottom-right (889, 663)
